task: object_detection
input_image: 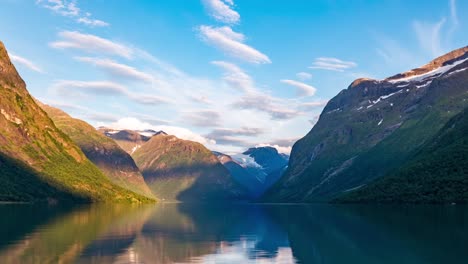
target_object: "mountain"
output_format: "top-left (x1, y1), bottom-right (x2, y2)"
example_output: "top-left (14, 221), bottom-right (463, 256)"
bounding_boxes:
top-left (214, 147), bottom-right (289, 198)
top-left (213, 151), bottom-right (264, 197)
top-left (98, 128), bottom-right (166, 154)
top-left (39, 104), bottom-right (154, 198)
top-left (263, 46), bottom-right (468, 202)
top-left (242, 147), bottom-right (289, 188)
top-left (132, 134), bottom-right (247, 201)
top-left (336, 106), bottom-right (468, 203)
top-left (0, 41), bottom-right (152, 203)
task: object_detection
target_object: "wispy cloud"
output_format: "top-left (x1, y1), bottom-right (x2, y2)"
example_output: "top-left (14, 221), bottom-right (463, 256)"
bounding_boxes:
top-left (39, 99), bottom-right (120, 123)
top-left (233, 92), bottom-right (301, 120)
top-left (36, 0), bottom-right (109, 27)
top-left (210, 62), bottom-right (302, 120)
top-left (375, 34), bottom-right (422, 70)
top-left (202, 0), bottom-right (240, 24)
top-left (296, 72), bottom-right (312, 80)
top-left (207, 127), bottom-right (264, 138)
top-left (309, 57), bottom-right (357, 72)
top-left (299, 100), bottom-right (328, 111)
top-left (198, 26), bottom-right (271, 64)
top-left (51, 80), bottom-right (172, 106)
top-left (450, 0), bottom-right (458, 26)
top-left (182, 110), bottom-right (221, 127)
top-left (280, 79), bottom-right (317, 97)
top-left (8, 53), bottom-right (44, 73)
top-left (212, 60), bottom-right (254, 92)
top-left (75, 57), bottom-right (154, 83)
top-left (413, 18), bottom-right (446, 57)
top-left (77, 16), bottom-right (109, 27)
top-left (205, 126), bottom-right (264, 147)
top-left (50, 31), bottom-right (133, 59)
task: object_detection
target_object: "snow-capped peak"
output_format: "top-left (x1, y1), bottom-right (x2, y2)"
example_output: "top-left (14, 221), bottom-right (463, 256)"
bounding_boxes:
top-left (386, 57), bottom-right (468, 84)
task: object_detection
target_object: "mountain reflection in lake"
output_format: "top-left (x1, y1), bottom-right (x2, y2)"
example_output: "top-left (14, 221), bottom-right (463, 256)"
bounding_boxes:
top-left (0, 203), bottom-right (467, 264)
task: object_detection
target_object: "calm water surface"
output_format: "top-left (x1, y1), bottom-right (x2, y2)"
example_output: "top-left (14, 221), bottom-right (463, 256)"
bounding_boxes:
top-left (0, 203), bottom-right (467, 264)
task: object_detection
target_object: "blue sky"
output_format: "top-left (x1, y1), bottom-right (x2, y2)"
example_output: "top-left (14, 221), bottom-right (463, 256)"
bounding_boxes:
top-left (0, 0), bottom-right (466, 154)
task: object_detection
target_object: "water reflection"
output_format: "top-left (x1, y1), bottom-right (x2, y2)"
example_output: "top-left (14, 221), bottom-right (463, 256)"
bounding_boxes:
top-left (0, 203), bottom-right (467, 264)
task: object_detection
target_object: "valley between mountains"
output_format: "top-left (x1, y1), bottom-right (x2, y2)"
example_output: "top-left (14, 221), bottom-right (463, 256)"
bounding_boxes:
top-left (1, 40), bottom-right (468, 204)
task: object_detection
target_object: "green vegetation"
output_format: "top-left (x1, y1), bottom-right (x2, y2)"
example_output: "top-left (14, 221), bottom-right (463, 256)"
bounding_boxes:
top-left (0, 41), bottom-right (153, 203)
top-left (263, 50), bottom-right (468, 202)
top-left (133, 134), bottom-right (246, 201)
top-left (336, 107), bottom-right (468, 203)
top-left (40, 103), bottom-right (154, 198)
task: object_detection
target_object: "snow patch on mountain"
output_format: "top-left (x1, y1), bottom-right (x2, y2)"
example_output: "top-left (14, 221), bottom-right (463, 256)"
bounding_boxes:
top-left (387, 57), bottom-right (468, 84)
top-left (447, 67), bottom-right (468, 76)
top-left (232, 154), bottom-right (263, 169)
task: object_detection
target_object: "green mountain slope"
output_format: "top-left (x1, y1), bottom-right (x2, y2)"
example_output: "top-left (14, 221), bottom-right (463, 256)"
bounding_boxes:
top-left (0, 41), bottom-right (152, 203)
top-left (263, 46), bottom-right (468, 202)
top-left (39, 103), bottom-right (154, 198)
top-left (132, 134), bottom-right (247, 201)
top-left (336, 107), bottom-right (468, 203)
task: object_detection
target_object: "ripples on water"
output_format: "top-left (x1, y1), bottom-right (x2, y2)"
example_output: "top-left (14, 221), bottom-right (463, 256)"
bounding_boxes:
top-left (0, 203), bottom-right (467, 263)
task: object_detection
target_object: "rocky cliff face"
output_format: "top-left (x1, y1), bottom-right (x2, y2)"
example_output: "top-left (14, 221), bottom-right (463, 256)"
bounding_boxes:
top-left (40, 104), bottom-right (154, 198)
top-left (264, 46), bottom-right (468, 202)
top-left (132, 134), bottom-right (247, 201)
top-left (0, 41), bottom-right (152, 203)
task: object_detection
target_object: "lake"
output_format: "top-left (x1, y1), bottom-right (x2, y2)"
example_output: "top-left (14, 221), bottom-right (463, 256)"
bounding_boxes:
top-left (0, 203), bottom-right (467, 263)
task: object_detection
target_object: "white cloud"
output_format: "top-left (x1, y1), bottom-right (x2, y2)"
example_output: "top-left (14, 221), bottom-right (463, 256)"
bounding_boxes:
top-left (50, 31), bottom-right (133, 59)
top-left (211, 62), bottom-right (302, 120)
top-left (233, 92), bottom-right (301, 120)
top-left (36, 0), bottom-right (109, 27)
top-left (182, 110), bottom-right (221, 127)
top-left (53, 80), bottom-right (127, 95)
top-left (39, 99), bottom-right (120, 123)
top-left (77, 16), bottom-right (109, 27)
top-left (309, 57), bottom-right (357, 72)
top-left (75, 57), bottom-right (154, 83)
top-left (202, 0), bottom-right (240, 24)
top-left (108, 117), bottom-right (216, 145)
top-left (296, 72), bottom-right (312, 80)
top-left (8, 53), bottom-right (44, 73)
top-left (212, 60), bottom-right (254, 92)
top-left (450, 0), bottom-right (458, 26)
top-left (51, 80), bottom-right (172, 105)
top-left (280, 79), bottom-right (317, 97)
top-left (255, 143), bottom-right (292, 155)
top-left (198, 25), bottom-right (271, 64)
top-left (299, 100), bottom-right (328, 111)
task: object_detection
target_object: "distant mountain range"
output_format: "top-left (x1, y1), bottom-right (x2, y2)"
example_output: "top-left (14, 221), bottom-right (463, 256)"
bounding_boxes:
top-left (214, 147), bottom-right (289, 197)
top-left (2, 36), bottom-right (467, 205)
top-left (98, 128), bottom-right (166, 154)
top-left (263, 46), bottom-right (468, 203)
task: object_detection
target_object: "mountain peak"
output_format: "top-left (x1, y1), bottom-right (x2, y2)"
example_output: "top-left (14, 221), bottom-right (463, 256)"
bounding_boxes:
top-left (0, 41), bottom-right (26, 89)
top-left (244, 146), bottom-right (279, 155)
top-left (349, 78), bottom-right (377, 88)
top-left (385, 46), bottom-right (468, 82)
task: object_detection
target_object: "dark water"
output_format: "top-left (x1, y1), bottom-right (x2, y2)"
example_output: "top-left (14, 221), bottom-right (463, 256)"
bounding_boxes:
top-left (0, 203), bottom-right (467, 264)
